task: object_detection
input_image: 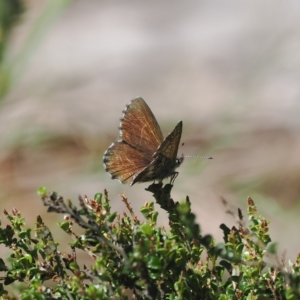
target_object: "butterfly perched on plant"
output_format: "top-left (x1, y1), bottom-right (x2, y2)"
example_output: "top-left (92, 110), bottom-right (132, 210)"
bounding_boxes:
top-left (103, 97), bottom-right (183, 186)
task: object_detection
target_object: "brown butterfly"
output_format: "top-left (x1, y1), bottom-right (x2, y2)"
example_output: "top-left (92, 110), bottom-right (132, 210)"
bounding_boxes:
top-left (103, 97), bottom-right (183, 186)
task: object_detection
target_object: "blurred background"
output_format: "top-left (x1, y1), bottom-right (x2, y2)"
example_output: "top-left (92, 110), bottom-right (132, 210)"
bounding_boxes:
top-left (1, 0), bottom-right (300, 263)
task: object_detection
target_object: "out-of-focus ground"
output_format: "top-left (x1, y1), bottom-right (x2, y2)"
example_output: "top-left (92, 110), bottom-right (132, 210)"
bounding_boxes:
top-left (1, 0), bottom-right (300, 262)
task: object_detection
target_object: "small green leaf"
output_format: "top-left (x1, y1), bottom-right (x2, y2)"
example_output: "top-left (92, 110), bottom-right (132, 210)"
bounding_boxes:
top-left (18, 228), bottom-right (31, 239)
top-left (220, 260), bottom-right (232, 273)
top-left (94, 193), bottom-right (102, 203)
top-left (140, 207), bottom-right (150, 218)
top-left (37, 186), bottom-right (47, 197)
top-left (151, 211), bottom-right (158, 223)
top-left (0, 258), bottom-right (7, 271)
top-left (19, 254), bottom-right (33, 264)
top-left (69, 262), bottom-right (80, 271)
top-left (107, 212), bottom-right (117, 223)
top-left (147, 255), bottom-right (161, 270)
top-left (266, 242), bottom-right (278, 255)
top-left (139, 224), bottom-right (152, 236)
top-left (201, 234), bottom-right (213, 247)
top-left (58, 221), bottom-right (70, 232)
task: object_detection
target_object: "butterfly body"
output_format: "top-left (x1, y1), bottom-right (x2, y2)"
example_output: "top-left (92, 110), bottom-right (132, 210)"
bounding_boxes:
top-left (103, 97), bottom-right (183, 185)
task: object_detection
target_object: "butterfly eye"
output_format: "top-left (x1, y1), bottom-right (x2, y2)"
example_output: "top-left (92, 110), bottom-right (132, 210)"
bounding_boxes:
top-left (176, 156), bottom-right (184, 166)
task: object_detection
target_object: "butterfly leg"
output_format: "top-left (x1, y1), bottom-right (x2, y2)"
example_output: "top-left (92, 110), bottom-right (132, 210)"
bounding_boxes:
top-left (170, 172), bottom-right (178, 185)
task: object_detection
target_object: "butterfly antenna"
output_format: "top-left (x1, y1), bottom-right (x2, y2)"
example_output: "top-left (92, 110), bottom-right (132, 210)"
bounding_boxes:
top-left (180, 143), bottom-right (213, 159)
top-left (182, 155), bottom-right (213, 160)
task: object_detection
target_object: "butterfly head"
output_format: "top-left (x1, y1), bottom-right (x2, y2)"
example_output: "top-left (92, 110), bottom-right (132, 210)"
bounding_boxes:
top-left (176, 154), bottom-right (184, 168)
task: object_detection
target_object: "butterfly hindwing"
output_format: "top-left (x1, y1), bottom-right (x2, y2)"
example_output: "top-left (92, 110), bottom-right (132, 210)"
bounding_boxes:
top-left (103, 141), bottom-right (151, 184)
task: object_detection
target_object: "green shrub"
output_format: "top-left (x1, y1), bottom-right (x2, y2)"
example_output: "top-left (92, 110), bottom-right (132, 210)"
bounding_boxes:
top-left (0, 183), bottom-right (299, 299)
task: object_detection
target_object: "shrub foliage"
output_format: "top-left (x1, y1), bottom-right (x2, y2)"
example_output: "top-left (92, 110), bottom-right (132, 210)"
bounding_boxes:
top-left (0, 183), bottom-right (299, 299)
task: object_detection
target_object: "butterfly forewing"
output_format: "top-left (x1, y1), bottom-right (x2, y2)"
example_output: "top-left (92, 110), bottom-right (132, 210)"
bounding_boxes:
top-left (103, 141), bottom-right (152, 184)
top-left (121, 98), bottom-right (164, 156)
